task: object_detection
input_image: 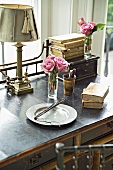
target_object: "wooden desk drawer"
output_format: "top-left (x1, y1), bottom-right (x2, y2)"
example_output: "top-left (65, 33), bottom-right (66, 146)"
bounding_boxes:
top-left (81, 121), bottom-right (113, 144)
top-left (104, 159), bottom-right (113, 170)
top-left (1, 138), bottom-right (73, 170)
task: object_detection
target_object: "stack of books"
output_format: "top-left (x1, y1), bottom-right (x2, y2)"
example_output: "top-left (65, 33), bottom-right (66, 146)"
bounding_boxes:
top-left (48, 33), bottom-right (85, 61)
top-left (81, 82), bottom-right (109, 109)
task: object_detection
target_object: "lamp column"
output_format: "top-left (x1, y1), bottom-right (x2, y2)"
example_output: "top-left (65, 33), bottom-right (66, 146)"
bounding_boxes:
top-left (12, 42), bottom-right (33, 95)
top-left (15, 42), bottom-right (23, 83)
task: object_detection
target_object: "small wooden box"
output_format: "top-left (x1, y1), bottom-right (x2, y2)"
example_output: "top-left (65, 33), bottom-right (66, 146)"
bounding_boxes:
top-left (69, 55), bottom-right (100, 81)
top-left (59, 55), bottom-right (100, 81)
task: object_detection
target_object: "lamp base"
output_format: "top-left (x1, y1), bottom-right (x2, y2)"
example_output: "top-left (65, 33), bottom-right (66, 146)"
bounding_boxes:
top-left (7, 81), bottom-right (33, 95)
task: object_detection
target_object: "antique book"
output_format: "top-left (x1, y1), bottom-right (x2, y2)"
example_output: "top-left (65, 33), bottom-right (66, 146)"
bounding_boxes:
top-left (82, 100), bottom-right (104, 109)
top-left (51, 39), bottom-right (84, 49)
top-left (50, 46), bottom-right (84, 58)
top-left (50, 45), bottom-right (68, 52)
top-left (63, 53), bottom-right (84, 60)
top-left (50, 50), bottom-right (84, 60)
top-left (50, 46), bottom-right (84, 54)
top-left (49, 33), bottom-right (85, 44)
top-left (81, 82), bottom-right (109, 102)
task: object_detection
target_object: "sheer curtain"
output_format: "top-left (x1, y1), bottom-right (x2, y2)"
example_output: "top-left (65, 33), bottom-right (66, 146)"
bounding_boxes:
top-left (92, 0), bottom-right (108, 75)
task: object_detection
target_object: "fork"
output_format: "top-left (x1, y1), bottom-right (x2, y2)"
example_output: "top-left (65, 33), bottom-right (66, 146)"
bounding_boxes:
top-left (36, 118), bottom-right (61, 127)
top-left (34, 98), bottom-right (65, 120)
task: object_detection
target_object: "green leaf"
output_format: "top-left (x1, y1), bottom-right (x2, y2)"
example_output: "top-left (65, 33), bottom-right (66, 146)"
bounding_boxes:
top-left (96, 23), bottom-right (106, 30)
top-left (92, 23), bottom-right (106, 33)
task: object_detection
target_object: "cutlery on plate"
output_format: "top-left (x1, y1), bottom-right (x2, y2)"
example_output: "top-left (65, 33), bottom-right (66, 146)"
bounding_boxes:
top-left (34, 98), bottom-right (65, 120)
top-left (36, 118), bottom-right (61, 127)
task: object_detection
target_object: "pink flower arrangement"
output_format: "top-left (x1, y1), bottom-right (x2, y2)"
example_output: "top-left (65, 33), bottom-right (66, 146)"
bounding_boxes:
top-left (41, 55), bottom-right (69, 74)
top-left (41, 55), bottom-right (69, 96)
top-left (77, 17), bottom-right (105, 35)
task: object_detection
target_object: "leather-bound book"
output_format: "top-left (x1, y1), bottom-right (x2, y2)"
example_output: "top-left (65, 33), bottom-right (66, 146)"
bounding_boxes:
top-left (51, 39), bottom-right (84, 48)
top-left (81, 82), bottom-right (109, 103)
top-left (48, 33), bottom-right (84, 43)
top-left (82, 100), bottom-right (104, 109)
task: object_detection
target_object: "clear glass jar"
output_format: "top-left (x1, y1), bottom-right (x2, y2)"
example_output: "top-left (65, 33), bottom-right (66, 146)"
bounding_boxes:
top-left (48, 72), bottom-right (58, 99)
top-left (84, 34), bottom-right (92, 59)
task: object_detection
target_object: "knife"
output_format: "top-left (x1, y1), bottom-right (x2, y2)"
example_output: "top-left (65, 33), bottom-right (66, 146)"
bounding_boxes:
top-left (34, 98), bottom-right (65, 120)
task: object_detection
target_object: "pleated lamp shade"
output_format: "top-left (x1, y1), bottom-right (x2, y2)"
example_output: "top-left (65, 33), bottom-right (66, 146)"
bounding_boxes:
top-left (0, 4), bottom-right (39, 95)
top-left (0, 4), bottom-right (38, 42)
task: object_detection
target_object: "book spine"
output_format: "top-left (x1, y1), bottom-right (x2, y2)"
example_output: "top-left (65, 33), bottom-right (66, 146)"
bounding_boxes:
top-left (50, 46), bottom-right (84, 55)
top-left (64, 52), bottom-right (84, 60)
top-left (82, 101), bottom-right (103, 109)
top-left (51, 39), bottom-right (84, 48)
top-left (49, 36), bottom-right (85, 44)
top-left (50, 51), bottom-right (84, 60)
top-left (82, 94), bottom-right (104, 103)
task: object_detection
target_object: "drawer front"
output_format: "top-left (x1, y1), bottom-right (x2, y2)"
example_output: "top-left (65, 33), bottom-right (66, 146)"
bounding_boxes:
top-left (76, 61), bottom-right (97, 79)
top-left (1, 138), bottom-right (73, 170)
top-left (81, 121), bottom-right (113, 144)
top-left (104, 160), bottom-right (113, 170)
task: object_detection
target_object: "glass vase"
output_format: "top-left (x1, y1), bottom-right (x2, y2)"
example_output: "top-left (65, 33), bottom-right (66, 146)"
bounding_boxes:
top-left (48, 72), bottom-right (58, 99)
top-left (84, 34), bottom-right (92, 59)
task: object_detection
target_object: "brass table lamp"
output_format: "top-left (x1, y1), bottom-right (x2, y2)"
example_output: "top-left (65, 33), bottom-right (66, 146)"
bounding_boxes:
top-left (0, 4), bottom-right (38, 95)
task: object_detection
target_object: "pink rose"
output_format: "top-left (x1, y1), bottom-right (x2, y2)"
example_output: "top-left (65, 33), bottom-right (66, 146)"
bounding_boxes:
top-left (77, 17), bottom-right (105, 36)
top-left (77, 17), bottom-right (85, 26)
top-left (88, 22), bottom-right (96, 29)
top-left (47, 55), bottom-right (56, 60)
top-left (80, 23), bottom-right (92, 35)
top-left (41, 58), bottom-right (55, 73)
top-left (55, 57), bottom-right (68, 72)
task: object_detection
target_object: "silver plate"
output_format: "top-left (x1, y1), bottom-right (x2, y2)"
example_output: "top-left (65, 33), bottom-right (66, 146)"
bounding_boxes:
top-left (26, 103), bottom-right (77, 126)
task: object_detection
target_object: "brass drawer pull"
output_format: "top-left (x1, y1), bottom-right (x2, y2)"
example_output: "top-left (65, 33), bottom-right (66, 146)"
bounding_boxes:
top-left (29, 153), bottom-right (42, 165)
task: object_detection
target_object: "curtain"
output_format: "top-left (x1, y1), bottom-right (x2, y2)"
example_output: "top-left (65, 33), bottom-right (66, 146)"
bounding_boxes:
top-left (33, 0), bottom-right (108, 74)
top-left (92, 0), bottom-right (108, 75)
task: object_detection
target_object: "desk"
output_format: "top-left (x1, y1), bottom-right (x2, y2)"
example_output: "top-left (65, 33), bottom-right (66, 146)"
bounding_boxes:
top-left (0, 75), bottom-right (113, 170)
